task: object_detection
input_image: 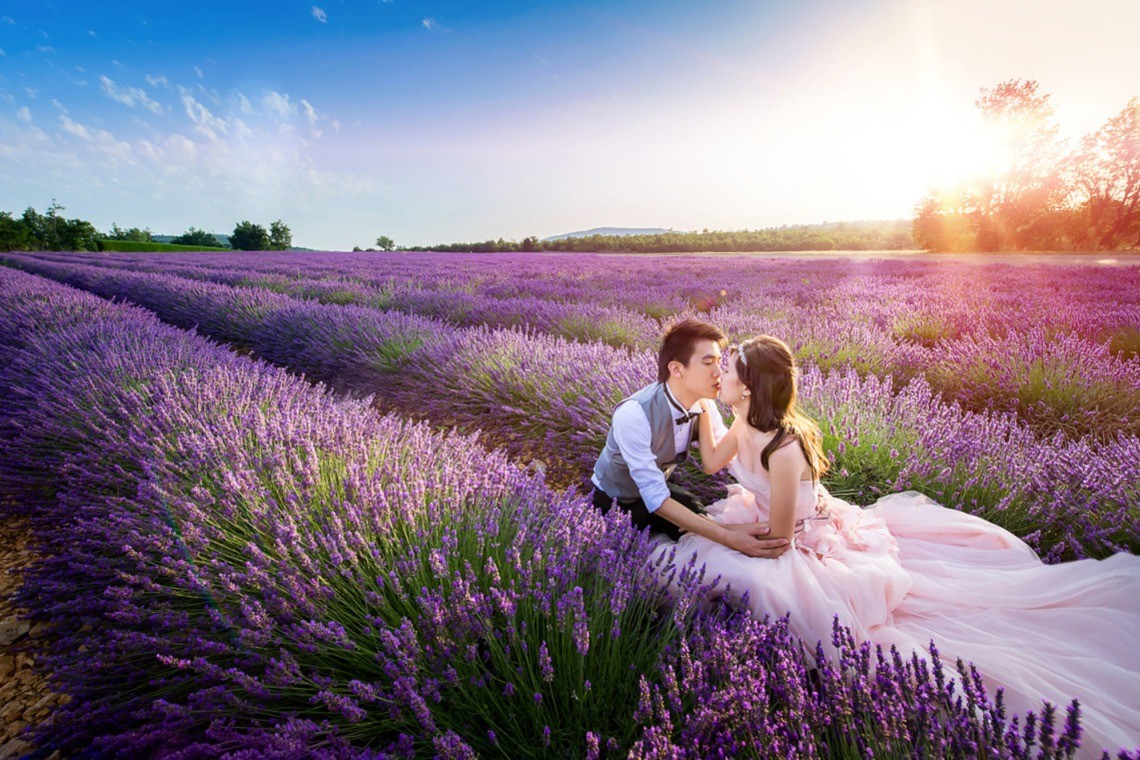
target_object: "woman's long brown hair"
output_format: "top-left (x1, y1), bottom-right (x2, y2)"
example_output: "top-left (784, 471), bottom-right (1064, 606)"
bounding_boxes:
top-left (733, 335), bottom-right (829, 480)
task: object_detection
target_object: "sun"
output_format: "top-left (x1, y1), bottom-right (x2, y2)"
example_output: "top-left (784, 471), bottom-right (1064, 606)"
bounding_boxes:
top-left (920, 104), bottom-right (1004, 188)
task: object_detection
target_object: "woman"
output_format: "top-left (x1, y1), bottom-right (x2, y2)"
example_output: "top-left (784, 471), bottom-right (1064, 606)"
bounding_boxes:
top-left (654, 335), bottom-right (1140, 756)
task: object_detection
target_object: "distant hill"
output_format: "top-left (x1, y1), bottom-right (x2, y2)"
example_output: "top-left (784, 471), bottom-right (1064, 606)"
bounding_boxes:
top-left (403, 219), bottom-right (915, 254)
top-left (542, 227), bottom-right (676, 241)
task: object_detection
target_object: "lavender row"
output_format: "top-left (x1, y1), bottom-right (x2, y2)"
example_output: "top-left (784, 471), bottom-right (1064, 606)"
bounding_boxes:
top-left (1, 266), bottom-right (1096, 758)
top-left (25, 250), bottom-right (1140, 344)
top-left (22, 250), bottom-right (1140, 440)
top-left (24, 250), bottom-right (1140, 346)
top-left (5, 255), bottom-right (1137, 560)
top-left (0, 266), bottom-right (682, 754)
top-left (19, 250), bottom-right (666, 348)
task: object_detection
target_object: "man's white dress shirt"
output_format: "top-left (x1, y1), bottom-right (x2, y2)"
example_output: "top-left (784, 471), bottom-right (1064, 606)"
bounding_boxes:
top-left (591, 382), bottom-right (728, 513)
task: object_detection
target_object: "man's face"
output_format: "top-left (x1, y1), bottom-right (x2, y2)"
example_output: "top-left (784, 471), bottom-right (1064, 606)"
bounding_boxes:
top-left (671, 339), bottom-right (722, 401)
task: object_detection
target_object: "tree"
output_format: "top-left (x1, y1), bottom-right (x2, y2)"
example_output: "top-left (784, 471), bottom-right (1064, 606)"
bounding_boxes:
top-left (1067, 97), bottom-right (1140, 249)
top-left (375, 235), bottom-right (395, 251)
top-left (18, 207), bottom-right (46, 249)
top-left (521, 235), bottom-right (539, 252)
top-left (43, 199), bottom-right (65, 250)
top-left (172, 227), bottom-right (224, 248)
top-left (108, 223), bottom-right (153, 242)
top-left (0, 211), bottom-right (29, 251)
top-left (231, 221), bottom-right (271, 251)
top-left (59, 217), bottom-right (100, 251)
top-left (269, 220), bottom-right (292, 250)
top-left (912, 189), bottom-right (977, 252)
top-left (969, 79), bottom-right (1065, 250)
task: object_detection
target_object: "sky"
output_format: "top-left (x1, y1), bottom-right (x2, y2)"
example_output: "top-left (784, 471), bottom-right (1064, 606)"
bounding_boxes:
top-left (1, 0), bottom-right (1138, 249)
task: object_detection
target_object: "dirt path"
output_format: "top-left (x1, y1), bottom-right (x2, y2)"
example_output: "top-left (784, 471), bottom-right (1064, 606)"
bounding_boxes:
top-left (0, 517), bottom-right (66, 759)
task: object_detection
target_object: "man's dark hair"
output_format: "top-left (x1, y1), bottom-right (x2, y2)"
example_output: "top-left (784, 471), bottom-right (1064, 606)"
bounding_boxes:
top-left (657, 318), bottom-right (727, 383)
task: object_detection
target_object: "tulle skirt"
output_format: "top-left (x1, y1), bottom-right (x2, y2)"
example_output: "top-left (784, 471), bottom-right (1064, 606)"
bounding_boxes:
top-left (652, 489), bottom-right (1140, 756)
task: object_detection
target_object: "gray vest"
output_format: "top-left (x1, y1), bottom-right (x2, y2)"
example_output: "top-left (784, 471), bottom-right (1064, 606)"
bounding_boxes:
top-left (593, 382), bottom-right (693, 501)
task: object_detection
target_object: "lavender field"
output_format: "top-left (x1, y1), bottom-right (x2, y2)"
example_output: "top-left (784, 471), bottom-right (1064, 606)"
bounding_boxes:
top-left (1, 252), bottom-right (1138, 757)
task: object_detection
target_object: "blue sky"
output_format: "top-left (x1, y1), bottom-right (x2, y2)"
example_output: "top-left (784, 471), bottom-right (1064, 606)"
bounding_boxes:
top-left (2, 0), bottom-right (1138, 248)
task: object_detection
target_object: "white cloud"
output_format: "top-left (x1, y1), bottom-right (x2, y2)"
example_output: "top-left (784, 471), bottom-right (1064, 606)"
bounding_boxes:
top-left (180, 90), bottom-right (229, 141)
top-left (311, 6), bottom-right (328, 23)
top-left (193, 65), bottom-right (204, 79)
top-left (237, 92), bottom-right (254, 114)
top-left (422, 17), bottom-right (439, 31)
top-left (262, 90), bottom-right (296, 119)
top-left (50, 98), bottom-right (68, 114)
top-left (37, 45), bottom-right (55, 53)
top-left (16, 106), bottom-right (31, 122)
top-left (0, 48), bottom-right (5, 57)
top-left (300, 99), bottom-right (321, 136)
top-left (1, 16), bottom-right (14, 25)
top-left (145, 74), bottom-right (169, 88)
top-left (87, 30), bottom-right (97, 38)
top-left (57, 116), bottom-right (131, 160)
top-left (59, 115), bottom-right (93, 141)
top-left (100, 75), bottom-right (165, 115)
top-left (23, 87), bottom-right (38, 99)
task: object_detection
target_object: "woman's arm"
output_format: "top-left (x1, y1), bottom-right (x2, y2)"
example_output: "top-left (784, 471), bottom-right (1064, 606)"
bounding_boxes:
top-left (697, 400), bottom-right (738, 474)
top-left (765, 438), bottom-right (808, 543)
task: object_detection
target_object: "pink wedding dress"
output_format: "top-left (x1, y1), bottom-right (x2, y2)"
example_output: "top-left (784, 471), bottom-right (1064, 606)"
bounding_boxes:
top-left (653, 458), bottom-right (1140, 756)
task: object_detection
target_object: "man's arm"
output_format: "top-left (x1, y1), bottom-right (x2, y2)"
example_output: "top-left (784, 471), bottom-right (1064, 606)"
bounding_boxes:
top-left (610, 402), bottom-right (673, 512)
top-left (612, 402), bottom-right (788, 558)
top-left (655, 499), bottom-right (790, 558)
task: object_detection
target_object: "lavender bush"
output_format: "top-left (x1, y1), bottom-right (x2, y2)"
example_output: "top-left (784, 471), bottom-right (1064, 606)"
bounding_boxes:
top-left (4, 254), bottom-right (1137, 559)
top-left (19, 249), bottom-right (1140, 441)
top-left (1, 266), bottom-right (1105, 757)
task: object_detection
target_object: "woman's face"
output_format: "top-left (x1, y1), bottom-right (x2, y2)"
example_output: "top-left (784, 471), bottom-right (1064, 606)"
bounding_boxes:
top-left (718, 349), bottom-right (748, 407)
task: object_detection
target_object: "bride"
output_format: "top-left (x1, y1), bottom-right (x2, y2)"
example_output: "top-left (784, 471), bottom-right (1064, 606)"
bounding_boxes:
top-left (653, 335), bottom-right (1140, 756)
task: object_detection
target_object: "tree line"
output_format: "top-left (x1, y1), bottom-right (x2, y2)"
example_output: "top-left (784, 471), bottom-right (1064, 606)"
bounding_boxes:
top-left (402, 220), bottom-right (915, 254)
top-left (0, 203), bottom-right (294, 252)
top-left (914, 80), bottom-right (1140, 252)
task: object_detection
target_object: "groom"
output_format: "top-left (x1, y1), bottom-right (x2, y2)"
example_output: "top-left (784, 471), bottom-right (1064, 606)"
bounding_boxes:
top-left (591, 318), bottom-right (788, 558)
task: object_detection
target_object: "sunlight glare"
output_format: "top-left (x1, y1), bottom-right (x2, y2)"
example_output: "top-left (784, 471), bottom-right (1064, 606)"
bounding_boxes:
top-left (921, 102), bottom-right (1002, 188)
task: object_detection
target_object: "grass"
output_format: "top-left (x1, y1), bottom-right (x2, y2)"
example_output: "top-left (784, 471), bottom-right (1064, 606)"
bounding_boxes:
top-left (97, 239), bottom-right (233, 252)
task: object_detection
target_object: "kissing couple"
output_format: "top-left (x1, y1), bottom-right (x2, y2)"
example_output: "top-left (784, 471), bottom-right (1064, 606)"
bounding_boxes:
top-left (590, 318), bottom-right (1140, 756)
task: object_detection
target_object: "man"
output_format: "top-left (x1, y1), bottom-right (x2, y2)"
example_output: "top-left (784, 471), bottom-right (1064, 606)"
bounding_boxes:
top-left (591, 318), bottom-right (789, 558)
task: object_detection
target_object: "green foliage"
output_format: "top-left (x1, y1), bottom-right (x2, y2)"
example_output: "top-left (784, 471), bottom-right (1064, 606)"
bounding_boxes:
top-left (97, 240), bottom-right (231, 252)
top-left (1107, 327), bottom-right (1140, 359)
top-left (0, 211), bottom-right (30, 251)
top-left (1, 201), bottom-right (100, 251)
top-left (556, 316), bottom-right (645, 349)
top-left (891, 312), bottom-right (958, 347)
top-left (171, 227), bottom-right (226, 248)
top-left (231, 220), bottom-right (271, 251)
top-left (375, 235), bottom-right (395, 251)
top-left (405, 220), bottom-right (916, 254)
top-left (806, 400), bottom-right (916, 505)
top-left (269, 219), bottom-right (292, 250)
top-left (916, 83), bottom-right (1140, 252)
top-left (107, 223), bottom-right (154, 242)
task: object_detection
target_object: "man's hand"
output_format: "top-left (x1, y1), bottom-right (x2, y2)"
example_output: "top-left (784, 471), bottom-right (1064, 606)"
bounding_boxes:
top-left (654, 499), bottom-right (790, 558)
top-left (722, 522), bottom-right (790, 559)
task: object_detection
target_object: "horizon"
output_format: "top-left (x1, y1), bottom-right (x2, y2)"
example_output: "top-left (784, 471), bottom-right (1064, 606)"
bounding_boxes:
top-left (1, 0), bottom-right (1138, 249)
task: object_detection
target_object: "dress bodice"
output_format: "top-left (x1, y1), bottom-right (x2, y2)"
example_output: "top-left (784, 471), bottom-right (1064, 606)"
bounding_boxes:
top-left (727, 459), bottom-right (822, 521)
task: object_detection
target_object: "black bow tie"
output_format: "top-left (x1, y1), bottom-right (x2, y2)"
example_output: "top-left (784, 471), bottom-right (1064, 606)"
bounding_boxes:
top-left (675, 411), bottom-right (702, 425)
